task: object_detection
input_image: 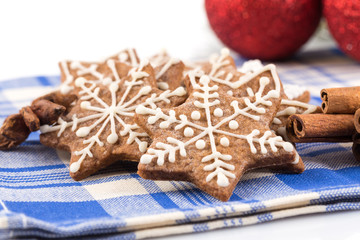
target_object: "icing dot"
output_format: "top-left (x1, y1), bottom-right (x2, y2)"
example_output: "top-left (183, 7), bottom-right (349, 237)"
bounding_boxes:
top-left (139, 142), bottom-right (148, 153)
top-left (229, 120), bottom-right (239, 129)
top-left (173, 86), bottom-right (187, 96)
top-left (159, 121), bottom-right (170, 129)
top-left (220, 137), bottom-right (230, 147)
top-left (107, 133), bottom-right (118, 144)
top-left (76, 127), bottom-right (91, 137)
top-left (213, 108), bottom-right (223, 117)
top-left (118, 52), bottom-right (128, 62)
top-left (199, 75), bottom-right (210, 85)
top-left (140, 154), bottom-right (154, 164)
top-left (283, 142), bottom-right (294, 152)
top-left (109, 82), bottom-right (119, 92)
top-left (135, 105), bottom-right (147, 114)
top-left (195, 140), bottom-right (206, 149)
top-left (227, 90), bottom-right (233, 96)
top-left (70, 162), bottom-right (81, 173)
top-left (139, 86), bottom-right (152, 95)
top-left (75, 77), bottom-right (86, 87)
top-left (267, 90), bottom-right (280, 98)
top-left (184, 127), bottom-right (194, 137)
top-left (80, 101), bottom-right (91, 109)
top-left (60, 84), bottom-right (73, 95)
top-left (102, 77), bottom-right (112, 85)
top-left (191, 111), bottom-right (201, 120)
top-left (260, 77), bottom-right (270, 85)
top-left (217, 171), bottom-right (230, 187)
top-left (157, 82), bottom-right (169, 90)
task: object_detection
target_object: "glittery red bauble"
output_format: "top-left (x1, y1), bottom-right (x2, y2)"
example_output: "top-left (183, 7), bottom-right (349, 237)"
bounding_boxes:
top-left (205, 0), bottom-right (322, 60)
top-left (324, 0), bottom-right (360, 62)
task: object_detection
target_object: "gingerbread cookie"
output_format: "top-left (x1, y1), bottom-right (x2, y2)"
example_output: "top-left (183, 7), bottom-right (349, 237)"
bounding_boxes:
top-left (40, 60), bottom-right (187, 180)
top-left (135, 63), bottom-right (300, 201)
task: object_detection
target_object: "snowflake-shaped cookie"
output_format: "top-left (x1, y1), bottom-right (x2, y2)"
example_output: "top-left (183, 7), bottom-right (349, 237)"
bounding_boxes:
top-left (135, 67), bottom-right (299, 201)
top-left (40, 60), bottom-right (187, 180)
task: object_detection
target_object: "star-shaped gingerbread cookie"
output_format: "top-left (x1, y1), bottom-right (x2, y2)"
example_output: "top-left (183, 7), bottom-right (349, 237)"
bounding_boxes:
top-left (135, 64), bottom-right (299, 201)
top-left (40, 60), bottom-right (187, 180)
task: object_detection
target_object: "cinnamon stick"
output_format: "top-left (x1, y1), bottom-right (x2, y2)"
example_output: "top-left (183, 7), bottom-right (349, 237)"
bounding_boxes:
top-left (355, 108), bottom-right (360, 133)
top-left (321, 86), bottom-right (360, 114)
top-left (20, 106), bottom-right (40, 131)
top-left (0, 114), bottom-right (30, 150)
top-left (353, 133), bottom-right (360, 162)
top-left (286, 114), bottom-right (355, 142)
top-left (31, 99), bottom-right (66, 125)
top-left (32, 91), bottom-right (76, 110)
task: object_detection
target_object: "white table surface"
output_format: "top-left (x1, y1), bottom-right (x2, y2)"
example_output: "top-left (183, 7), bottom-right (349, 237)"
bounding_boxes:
top-left (1, 1), bottom-right (359, 239)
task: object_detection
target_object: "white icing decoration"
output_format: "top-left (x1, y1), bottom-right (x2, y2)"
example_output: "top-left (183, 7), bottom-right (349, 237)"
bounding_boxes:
top-left (276, 106), bottom-right (297, 117)
top-left (136, 70), bottom-right (294, 188)
top-left (117, 49), bottom-right (138, 66)
top-left (213, 108), bottom-right (223, 117)
top-left (40, 63), bottom-right (186, 173)
top-left (196, 139), bottom-right (206, 149)
top-left (228, 120), bottom-right (239, 129)
top-left (238, 59), bottom-right (264, 73)
top-left (292, 152), bottom-right (300, 164)
top-left (272, 99), bottom-right (318, 140)
top-left (184, 127), bottom-right (194, 137)
top-left (155, 58), bottom-right (180, 79)
top-left (157, 82), bottom-right (169, 90)
top-left (59, 57), bottom-right (125, 95)
top-left (279, 99), bottom-right (318, 115)
top-left (220, 137), bottom-right (229, 147)
top-left (149, 49), bottom-right (169, 68)
top-left (191, 111), bottom-right (201, 120)
top-left (60, 61), bottom-right (74, 94)
top-left (283, 84), bottom-right (307, 100)
top-left (191, 48), bottom-right (282, 101)
top-left (227, 90), bottom-right (233, 96)
top-left (272, 117), bottom-right (282, 125)
top-left (71, 61), bottom-right (105, 81)
top-left (246, 88), bottom-right (254, 97)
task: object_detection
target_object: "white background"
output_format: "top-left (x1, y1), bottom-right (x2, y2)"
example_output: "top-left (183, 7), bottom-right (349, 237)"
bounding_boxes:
top-left (1, 1), bottom-right (360, 239)
top-left (0, 0), bottom-right (221, 80)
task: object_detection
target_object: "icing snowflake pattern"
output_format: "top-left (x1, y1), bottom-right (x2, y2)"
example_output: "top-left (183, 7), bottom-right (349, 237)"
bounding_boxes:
top-left (60, 49), bottom-right (138, 95)
top-left (136, 71), bottom-right (294, 187)
top-left (41, 60), bottom-right (186, 173)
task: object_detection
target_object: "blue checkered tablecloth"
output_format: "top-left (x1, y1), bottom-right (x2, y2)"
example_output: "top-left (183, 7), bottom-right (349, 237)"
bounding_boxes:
top-left (1, 48), bottom-right (360, 239)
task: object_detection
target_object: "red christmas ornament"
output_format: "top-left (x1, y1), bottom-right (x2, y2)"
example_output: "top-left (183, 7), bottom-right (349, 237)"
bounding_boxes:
top-left (324, 0), bottom-right (360, 62)
top-left (205, 0), bottom-right (322, 60)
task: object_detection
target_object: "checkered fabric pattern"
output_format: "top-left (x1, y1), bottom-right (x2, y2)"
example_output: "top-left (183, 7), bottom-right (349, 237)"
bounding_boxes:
top-left (1, 48), bottom-right (360, 239)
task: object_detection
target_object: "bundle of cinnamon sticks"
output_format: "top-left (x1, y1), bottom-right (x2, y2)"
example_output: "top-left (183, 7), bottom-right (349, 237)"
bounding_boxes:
top-left (286, 86), bottom-right (360, 161)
